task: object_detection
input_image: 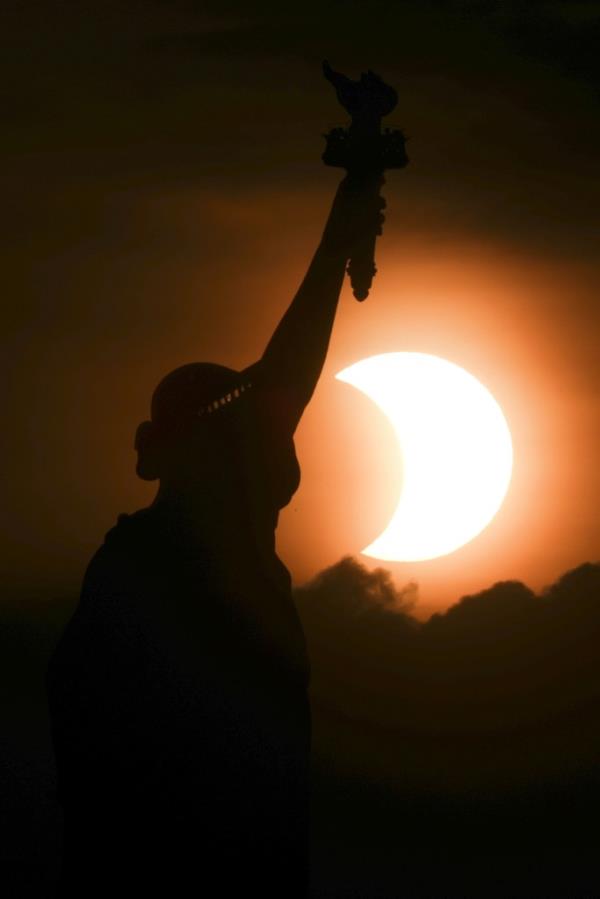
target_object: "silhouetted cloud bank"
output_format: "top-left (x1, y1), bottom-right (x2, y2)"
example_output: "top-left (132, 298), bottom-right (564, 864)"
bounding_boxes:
top-left (296, 557), bottom-right (600, 791)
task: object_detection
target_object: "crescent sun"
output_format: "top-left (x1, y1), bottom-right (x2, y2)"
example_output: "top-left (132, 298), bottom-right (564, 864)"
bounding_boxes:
top-left (336, 353), bottom-right (514, 562)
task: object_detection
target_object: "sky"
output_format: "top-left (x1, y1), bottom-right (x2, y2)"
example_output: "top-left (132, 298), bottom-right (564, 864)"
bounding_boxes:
top-left (3, 0), bottom-right (600, 614)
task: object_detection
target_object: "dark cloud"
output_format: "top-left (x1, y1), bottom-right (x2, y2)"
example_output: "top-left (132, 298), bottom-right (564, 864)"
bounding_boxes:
top-left (296, 557), bottom-right (600, 785)
top-left (297, 555), bottom-right (600, 895)
top-left (297, 554), bottom-right (418, 618)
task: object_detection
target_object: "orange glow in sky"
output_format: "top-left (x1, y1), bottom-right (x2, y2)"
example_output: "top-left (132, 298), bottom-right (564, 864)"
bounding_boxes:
top-left (10, 185), bottom-right (598, 619)
top-left (274, 232), bottom-right (599, 615)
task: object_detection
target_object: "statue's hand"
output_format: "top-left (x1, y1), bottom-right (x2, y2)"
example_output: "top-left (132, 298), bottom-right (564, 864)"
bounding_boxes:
top-left (320, 175), bottom-right (386, 258)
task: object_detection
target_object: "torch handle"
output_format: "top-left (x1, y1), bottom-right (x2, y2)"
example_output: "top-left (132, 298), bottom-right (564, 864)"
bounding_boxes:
top-left (345, 172), bottom-right (385, 301)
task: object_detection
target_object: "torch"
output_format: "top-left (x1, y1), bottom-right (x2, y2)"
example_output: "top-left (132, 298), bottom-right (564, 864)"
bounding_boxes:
top-left (322, 61), bottom-right (408, 300)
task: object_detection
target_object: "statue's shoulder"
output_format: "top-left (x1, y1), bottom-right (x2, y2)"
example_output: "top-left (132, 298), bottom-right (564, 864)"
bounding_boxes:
top-left (79, 508), bottom-right (161, 600)
top-left (48, 513), bottom-right (157, 675)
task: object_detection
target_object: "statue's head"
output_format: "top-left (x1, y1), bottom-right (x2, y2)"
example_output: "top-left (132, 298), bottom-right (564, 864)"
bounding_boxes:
top-left (135, 363), bottom-right (253, 487)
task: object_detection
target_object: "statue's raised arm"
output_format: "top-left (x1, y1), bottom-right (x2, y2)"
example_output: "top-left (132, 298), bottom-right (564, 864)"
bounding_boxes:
top-left (254, 62), bottom-right (407, 434)
top-left (255, 174), bottom-right (384, 435)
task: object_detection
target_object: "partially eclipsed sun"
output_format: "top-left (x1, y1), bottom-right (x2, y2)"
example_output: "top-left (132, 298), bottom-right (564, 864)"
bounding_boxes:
top-left (336, 353), bottom-right (513, 562)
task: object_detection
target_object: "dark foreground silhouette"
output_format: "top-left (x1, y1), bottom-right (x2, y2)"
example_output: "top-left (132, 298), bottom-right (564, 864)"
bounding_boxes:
top-left (3, 558), bottom-right (600, 896)
top-left (45, 178), bottom-right (383, 897)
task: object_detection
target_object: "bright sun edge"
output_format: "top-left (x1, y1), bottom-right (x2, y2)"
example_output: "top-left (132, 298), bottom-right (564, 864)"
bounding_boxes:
top-left (336, 352), bottom-right (513, 563)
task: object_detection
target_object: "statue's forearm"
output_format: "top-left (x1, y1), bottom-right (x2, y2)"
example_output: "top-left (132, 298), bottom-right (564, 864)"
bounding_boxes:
top-left (258, 236), bottom-right (348, 420)
top-left (248, 175), bottom-right (385, 428)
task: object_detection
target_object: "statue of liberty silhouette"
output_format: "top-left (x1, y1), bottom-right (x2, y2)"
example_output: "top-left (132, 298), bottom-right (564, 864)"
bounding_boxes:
top-left (47, 65), bottom-right (401, 898)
